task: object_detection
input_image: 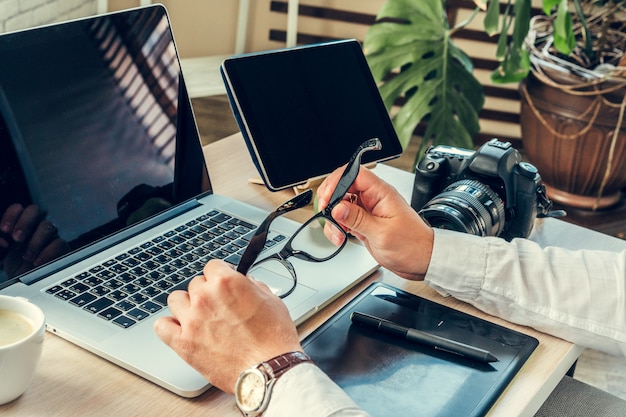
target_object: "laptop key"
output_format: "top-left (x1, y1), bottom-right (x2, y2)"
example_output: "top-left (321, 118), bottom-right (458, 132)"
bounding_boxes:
top-left (122, 258), bottom-right (140, 267)
top-left (127, 308), bottom-right (149, 321)
top-left (128, 247), bottom-right (141, 255)
top-left (99, 307), bottom-right (123, 320)
top-left (225, 253), bottom-right (241, 266)
top-left (134, 277), bottom-right (153, 287)
top-left (61, 278), bottom-right (78, 287)
top-left (70, 292), bottom-right (97, 307)
top-left (90, 286), bottom-right (110, 297)
top-left (103, 278), bottom-right (124, 290)
top-left (84, 298), bottom-right (114, 314)
top-left (154, 280), bottom-right (173, 291)
top-left (108, 290), bottom-right (127, 301)
top-left (115, 253), bottom-right (130, 261)
top-left (118, 272), bottom-right (135, 283)
top-left (116, 300), bottom-right (135, 311)
top-left (83, 276), bottom-right (103, 287)
top-left (141, 286), bottom-right (160, 298)
top-left (112, 315), bottom-right (136, 329)
top-left (128, 293), bottom-right (149, 304)
top-left (135, 251), bottom-right (151, 262)
top-left (69, 282), bottom-right (90, 294)
top-left (211, 213), bottom-right (231, 223)
top-left (108, 263), bottom-right (129, 273)
top-left (153, 292), bottom-right (169, 306)
top-left (169, 277), bottom-right (193, 293)
top-left (140, 301), bottom-right (162, 314)
top-left (55, 289), bottom-right (77, 300)
top-left (46, 285), bottom-right (63, 295)
top-left (121, 283), bottom-right (141, 294)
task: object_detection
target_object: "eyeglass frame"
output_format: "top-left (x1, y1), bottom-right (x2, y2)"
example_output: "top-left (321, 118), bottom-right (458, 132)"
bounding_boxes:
top-left (236, 137), bottom-right (382, 298)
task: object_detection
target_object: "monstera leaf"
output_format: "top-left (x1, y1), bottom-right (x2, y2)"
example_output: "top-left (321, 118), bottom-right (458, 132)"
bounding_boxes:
top-left (364, 0), bottom-right (484, 158)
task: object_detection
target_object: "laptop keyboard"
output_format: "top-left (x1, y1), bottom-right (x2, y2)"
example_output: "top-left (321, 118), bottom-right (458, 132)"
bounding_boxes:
top-left (44, 209), bottom-right (286, 329)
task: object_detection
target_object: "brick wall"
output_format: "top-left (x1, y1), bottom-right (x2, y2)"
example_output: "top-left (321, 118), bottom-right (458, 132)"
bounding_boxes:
top-left (0, 0), bottom-right (99, 33)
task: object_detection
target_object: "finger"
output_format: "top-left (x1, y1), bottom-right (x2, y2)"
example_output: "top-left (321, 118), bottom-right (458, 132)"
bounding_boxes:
top-left (201, 258), bottom-right (233, 278)
top-left (185, 274), bottom-right (207, 295)
top-left (323, 219), bottom-right (347, 247)
top-left (153, 315), bottom-right (182, 347)
top-left (23, 220), bottom-right (59, 262)
top-left (249, 275), bottom-right (275, 296)
top-left (13, 205), bottom-right (41, 243)
top-left (330, 200), bottom-right (374, 239)
top-left (1, 204), bottom-right (25, 234)
top-left (316, 167), bottom-right (345, 210)
top-left (166, 287), bottom-right (191, 318)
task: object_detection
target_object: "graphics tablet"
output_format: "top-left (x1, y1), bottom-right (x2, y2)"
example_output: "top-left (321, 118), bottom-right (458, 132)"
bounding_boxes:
top-left (302, 282), bottom-right (539, 417)
top-left (221, 39), bottom-right (403, 191)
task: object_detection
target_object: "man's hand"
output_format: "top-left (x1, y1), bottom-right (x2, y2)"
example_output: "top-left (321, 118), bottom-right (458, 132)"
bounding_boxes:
top-left (317, 167), bottom-right (434, 281)
top-left (154, 260), bottom-right (302, 393)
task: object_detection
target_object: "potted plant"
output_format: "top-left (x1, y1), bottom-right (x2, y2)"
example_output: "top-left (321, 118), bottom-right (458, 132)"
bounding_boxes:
top-left (365, 0), bottom-right (626, 210)
top-left (520, 3), bottom-right (626, 210)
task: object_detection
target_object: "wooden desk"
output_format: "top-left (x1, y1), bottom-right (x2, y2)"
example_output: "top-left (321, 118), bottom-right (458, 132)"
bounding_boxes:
top-left (3, 133), bottom-right (588, 417)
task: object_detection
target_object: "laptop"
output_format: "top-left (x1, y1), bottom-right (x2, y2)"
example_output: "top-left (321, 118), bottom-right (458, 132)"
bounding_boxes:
top-left (0, 5), bottom-right (378, 397)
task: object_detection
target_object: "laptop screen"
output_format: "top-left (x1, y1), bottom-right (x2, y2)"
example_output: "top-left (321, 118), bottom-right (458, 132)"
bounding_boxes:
top-left (0, 6), bottom-right (209, 285)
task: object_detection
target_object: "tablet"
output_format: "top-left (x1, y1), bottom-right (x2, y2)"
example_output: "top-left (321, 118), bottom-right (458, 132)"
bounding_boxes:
top-left (221, 39), bottom-right (403, 191)
top-left (302, 282), bottom-right (539, 417)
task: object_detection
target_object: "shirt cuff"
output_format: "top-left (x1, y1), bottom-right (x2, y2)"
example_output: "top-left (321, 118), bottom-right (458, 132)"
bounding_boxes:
top-left (424, 228), bottom-right (488, 300)
top-left (266, 363), bottom-right (371, 417)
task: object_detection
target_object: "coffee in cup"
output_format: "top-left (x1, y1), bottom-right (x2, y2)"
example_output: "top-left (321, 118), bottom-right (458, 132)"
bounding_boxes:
top-left (0, 309), bottom-right (34, 346)
top-left (0, 295), bottom-right (45, 405)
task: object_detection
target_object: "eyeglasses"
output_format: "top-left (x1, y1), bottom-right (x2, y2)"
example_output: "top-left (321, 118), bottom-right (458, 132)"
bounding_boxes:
top-left (236, 138), bottom-right (382, 298)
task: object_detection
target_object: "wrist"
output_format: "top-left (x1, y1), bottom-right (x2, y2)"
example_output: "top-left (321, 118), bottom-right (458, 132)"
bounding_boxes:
top-left (234, 351), bottom-right (313, 416)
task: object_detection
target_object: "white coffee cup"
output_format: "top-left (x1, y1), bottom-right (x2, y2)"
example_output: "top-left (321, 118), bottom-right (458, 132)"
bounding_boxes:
top-left (0, 295), bottom-right (45, 405)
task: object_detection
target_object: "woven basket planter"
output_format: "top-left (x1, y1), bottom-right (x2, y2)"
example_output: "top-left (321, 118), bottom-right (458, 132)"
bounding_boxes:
top-left (520, 72), bottom-right (626, 210)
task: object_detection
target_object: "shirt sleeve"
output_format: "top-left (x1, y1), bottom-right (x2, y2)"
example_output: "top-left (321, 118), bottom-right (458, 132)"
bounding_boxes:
top-left (266, 363), bottom-right (372, 417)
top-left (424, 228), bottom-right (626, 357)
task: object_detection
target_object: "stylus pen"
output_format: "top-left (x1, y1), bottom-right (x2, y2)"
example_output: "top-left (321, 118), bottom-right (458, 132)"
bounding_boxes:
top-left (350, 311), bottom-right (498, 363)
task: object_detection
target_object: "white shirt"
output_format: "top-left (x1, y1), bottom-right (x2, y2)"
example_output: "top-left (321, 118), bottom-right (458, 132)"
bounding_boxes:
top-left (266, 228), bottom-right (626, 416)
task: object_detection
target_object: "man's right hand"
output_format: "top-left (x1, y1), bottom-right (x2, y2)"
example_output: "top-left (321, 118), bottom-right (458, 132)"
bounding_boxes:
top-left (317, 167), bottom-right (434, 281)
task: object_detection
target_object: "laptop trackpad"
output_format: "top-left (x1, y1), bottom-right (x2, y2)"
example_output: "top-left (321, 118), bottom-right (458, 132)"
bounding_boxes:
top-left (250, 267), bottom-right (317, 309)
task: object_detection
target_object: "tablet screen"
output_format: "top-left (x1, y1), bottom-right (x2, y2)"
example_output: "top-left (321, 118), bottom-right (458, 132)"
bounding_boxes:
top-left (222, 39), bottom-right (403, 191)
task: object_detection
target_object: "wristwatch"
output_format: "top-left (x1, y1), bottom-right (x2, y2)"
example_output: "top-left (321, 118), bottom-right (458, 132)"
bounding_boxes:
top-left (234, 351), bottom-right (312, 416)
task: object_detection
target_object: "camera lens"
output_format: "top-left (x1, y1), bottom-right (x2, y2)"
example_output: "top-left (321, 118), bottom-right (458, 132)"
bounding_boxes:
top-left (418, 180), bottom-right (506, 237)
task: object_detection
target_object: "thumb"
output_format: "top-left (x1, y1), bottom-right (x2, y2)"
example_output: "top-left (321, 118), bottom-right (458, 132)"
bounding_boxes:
top-left (153, 316), bottom-right (181, 348)
top-left (331, 200), bottom-right (375, 240)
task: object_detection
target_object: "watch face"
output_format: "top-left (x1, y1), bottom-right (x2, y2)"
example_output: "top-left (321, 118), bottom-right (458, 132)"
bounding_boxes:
top-left (235, 368), bottom-right (267, 413)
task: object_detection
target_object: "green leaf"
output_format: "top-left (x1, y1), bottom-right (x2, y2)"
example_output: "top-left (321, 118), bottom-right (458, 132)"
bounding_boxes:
top-left (364, 0), bottom-right (484, 156)
top-left (484, 0), bottom-right (500, 35)
top-left (553, 0), bottom-right (575, 54)
top-left (492, 0), bottom-right (531, 83)
top-left (494, 2), bottom-right (512, 61)
top-left (542, 0), bottom-right (561, 15)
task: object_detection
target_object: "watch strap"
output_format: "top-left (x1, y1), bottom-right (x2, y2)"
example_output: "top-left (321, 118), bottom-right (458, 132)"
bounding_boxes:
top-left (259, 351), bottom-right (312, 380)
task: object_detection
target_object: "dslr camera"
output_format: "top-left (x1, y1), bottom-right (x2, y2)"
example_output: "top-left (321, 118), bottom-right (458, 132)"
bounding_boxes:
top-left (410, 138), bottom-right (556, 241)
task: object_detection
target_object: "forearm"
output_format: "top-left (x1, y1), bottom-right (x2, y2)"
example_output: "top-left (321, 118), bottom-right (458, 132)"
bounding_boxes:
top-left (425, 229), bottom-right (626, 357)
top-left (266, 363), bottom-right (371, 417)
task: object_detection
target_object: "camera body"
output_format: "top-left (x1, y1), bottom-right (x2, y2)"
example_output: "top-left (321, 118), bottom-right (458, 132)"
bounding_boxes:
top-left (411, 138), bottom-right (553, 241)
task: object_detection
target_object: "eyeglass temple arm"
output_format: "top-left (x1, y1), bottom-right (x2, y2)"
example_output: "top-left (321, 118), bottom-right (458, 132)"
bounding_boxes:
top-left (237, 189), bottom-right (313, 274)
top-left (327, 138), bottom-right (382, 209)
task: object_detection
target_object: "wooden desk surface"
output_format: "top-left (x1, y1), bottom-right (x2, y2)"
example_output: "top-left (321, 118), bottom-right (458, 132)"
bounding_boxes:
top-left (3, 133), bottom-right (584, 417)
